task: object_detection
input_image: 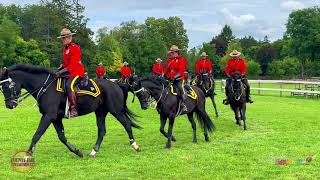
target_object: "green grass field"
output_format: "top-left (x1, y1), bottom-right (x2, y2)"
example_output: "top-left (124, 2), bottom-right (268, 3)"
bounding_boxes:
top-left (0, 90), bottom-right (320, 179)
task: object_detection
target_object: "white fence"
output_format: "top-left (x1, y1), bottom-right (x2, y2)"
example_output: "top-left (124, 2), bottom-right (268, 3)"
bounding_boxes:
top-left (221, 79), bottom-right (320, 97)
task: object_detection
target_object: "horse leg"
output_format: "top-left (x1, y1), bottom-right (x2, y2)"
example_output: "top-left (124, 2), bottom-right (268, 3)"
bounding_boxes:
top-left (165, 117), bottom-right (175, 149)
top-left (187, 112), bottom-right (197, 143)
top-left (52, 119), bottom-right (83, 157)
top-left (89, 111), bottom-right (107, 158)
top-left (160, 113), bottom-right (176, 141)
top-left (114, 113), bottom-right (140, 152)
top-left (199, 110), bottom-right (210, 142)
top-left (241, 104), bottom-right (247, 130)
top-left (210, 95), bottom-right (219, 117)
top-left (233, 107), bottom-right (241, 126)
top-left (27, 114), bottom-right (53, 155)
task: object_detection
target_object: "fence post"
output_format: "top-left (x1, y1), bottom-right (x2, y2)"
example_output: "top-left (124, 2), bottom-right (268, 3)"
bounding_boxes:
top-left (258, 80), bottom-right (261, 95)
top-left (221, 79), bottom-right (224, 93)
top-left (304, 84), bottom-right (307, 98)
top-left (280, 83), bottom-right (282, 97)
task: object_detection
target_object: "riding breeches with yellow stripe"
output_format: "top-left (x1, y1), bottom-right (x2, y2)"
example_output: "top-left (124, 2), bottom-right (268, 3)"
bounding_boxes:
top-left (175, 79), bottom-right (185, 98)
top-left (66, 76), bottom-right (81, 94)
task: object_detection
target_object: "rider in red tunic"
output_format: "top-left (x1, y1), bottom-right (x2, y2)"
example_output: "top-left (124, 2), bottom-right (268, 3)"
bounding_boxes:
top-left (95, 63), bottom-right (105, 79)
top-left (195, 52), bottom-right (216, 95)
top-left (56, 28), bottom-right (85, 117)
top-left (120, 62), bottom-right (132, 80)
top-left (223, 50), bottom-right (253, 105)
top-left (152, 58), bottom-right (164, 76)
top-left (195, 52), bottom-right (213, 74)
top-left (164, 45), bottom-right (188, 110)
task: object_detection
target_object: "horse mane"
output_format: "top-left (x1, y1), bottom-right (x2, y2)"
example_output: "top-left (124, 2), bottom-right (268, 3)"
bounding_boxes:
top-left (8, 64), bottom-right (54, 75)
top-left (140, 75), bottom-right (164, 86)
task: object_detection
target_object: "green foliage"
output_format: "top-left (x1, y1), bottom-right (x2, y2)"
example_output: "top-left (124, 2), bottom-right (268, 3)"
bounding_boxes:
top-left (286, 7), bottom-right (320, 77)
top-left (210, 25), bottom-right (235, 57)
top-left (93, 34), bottom-right (122, 77)
top-left (239, 36), bottom-right (259, 59)
top-left (267, 57), bottom-right (299, 79)
top-left (246, 59), bottom-right (261, 79)
top-left (0, 17), bottom-right (20, 66)
top-left (101, 16), bottom-right (188, 75)
top-left (256, 43), bottom-right (276, 75)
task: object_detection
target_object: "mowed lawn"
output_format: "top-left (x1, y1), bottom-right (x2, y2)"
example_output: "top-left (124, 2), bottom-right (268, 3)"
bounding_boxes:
top-left (0, 90), bottom-right (320, 179)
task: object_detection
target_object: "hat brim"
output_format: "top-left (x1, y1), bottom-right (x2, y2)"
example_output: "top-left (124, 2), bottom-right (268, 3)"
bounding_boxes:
top-left (170, 49), bottom-right (180, 52)
top-left (57, 33), bottom-right (76, 39)
top-left (230, 53), bottom-right (241, 57)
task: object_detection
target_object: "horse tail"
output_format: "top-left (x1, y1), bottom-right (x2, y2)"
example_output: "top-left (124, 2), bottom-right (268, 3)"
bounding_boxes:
top-left (195, 109), bottom-right (215, 132)
top-left (99, 79), bottom-right (141, 129)
top-left (122, 106), bottom-right (141, 129)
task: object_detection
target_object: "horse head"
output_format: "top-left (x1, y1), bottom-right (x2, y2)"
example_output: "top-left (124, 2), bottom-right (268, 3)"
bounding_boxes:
top-left (131, 76), bottom-right (151, 110)
top-left (202, 73), bottom-right (212, 91)
top-left (0, 67), bottom-right (21, 109)
top-left (132, 76), bottom-right (164, 110)
top-left (231, 73), bottom-right (245, 101)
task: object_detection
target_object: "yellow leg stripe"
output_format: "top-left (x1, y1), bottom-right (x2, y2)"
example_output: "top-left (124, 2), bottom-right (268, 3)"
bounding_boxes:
top-left (71, 76), bottom-right (79, 92)
top-left (182, 80), bottom-right (185, 94)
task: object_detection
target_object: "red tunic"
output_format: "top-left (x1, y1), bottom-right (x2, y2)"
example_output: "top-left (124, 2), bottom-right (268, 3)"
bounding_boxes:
top-left (62, 43), bottom-right (85, 78)
top-left (164, 56), bottom-right (187, 80)
top-left (224, 59), bottom-right (247, 77)
top-left (152, 63), bottom-right (164, 76)
top-left (195, 59), bottom-right (213, 73)
top-left (95, 66), bottom-right (105, 77)
top-left (120, 66), bottom-right (132, 79)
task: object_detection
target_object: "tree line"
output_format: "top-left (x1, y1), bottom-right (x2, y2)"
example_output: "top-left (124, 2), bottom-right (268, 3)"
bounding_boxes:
top-left (0, 1), bottom-right (319, 79)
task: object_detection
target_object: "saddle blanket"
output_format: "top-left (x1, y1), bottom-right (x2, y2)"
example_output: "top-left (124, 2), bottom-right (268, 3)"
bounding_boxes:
top-left (56, 78), bottom-right (101, 97)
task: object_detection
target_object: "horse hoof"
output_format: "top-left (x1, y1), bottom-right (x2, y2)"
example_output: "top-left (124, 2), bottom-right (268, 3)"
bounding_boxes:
top-left (205, 136), bottom-right (210, 142)
top-left (89, 149), bottom-right (97, 158)
top-left (193, 140), bottom-right (197, 144)
top-left (165, 143), bottom-right (171, 149)
top-left (171, 136), bottom-right (177, 142)
top-left (215, 114), bottom-right (219, 118)
top-left (131, 142), bottom-right (141, 152)
top-left (76, 150), bottom-right (84, 158)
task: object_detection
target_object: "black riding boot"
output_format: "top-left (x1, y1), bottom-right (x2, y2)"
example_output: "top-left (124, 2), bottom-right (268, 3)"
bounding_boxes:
top-left (68, 92), bottom-right (78, 117)
top-left (242, 79), bottom-right (253, 103)
top-left (223, 79), bottom-right (231, 105)
top-left (177, 81), bottom-right (187, 111)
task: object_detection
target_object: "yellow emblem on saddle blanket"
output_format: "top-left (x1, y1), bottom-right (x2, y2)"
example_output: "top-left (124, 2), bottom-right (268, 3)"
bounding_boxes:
top-left (169, 84), bottom-right (198, 100)
top-left (56, 78), bottom-right (101, 97)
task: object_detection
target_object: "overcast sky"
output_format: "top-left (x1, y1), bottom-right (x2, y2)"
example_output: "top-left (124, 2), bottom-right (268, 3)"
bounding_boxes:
top-left (1, 0), bottom-right (320, 48)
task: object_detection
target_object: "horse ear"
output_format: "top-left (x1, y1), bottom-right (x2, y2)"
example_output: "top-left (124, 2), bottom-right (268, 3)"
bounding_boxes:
top-left (2, 67), bottom-right (8, 76)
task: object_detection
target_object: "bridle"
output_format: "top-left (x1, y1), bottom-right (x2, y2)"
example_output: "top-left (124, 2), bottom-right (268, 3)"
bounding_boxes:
top-left (231, 78), bottom-right (244, 101)
top-left (0, 74), bottom-right (56, 105)
top-left (133, 83), bottom-right (166, 109)
top-left (199, 73), bottom-right (212, 94)
top-left (0, 78), bottom-right (19, 102)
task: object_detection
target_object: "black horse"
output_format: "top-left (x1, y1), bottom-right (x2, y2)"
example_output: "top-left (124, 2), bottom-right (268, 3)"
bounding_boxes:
top-left (0, 64), bottom-right (141, 158)
top-left (193, 73), bottom-right (219, 117)
top-left (225, 74), bottom-right (247, 130)
top-left (132, 76), bottom-right (215, 148)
